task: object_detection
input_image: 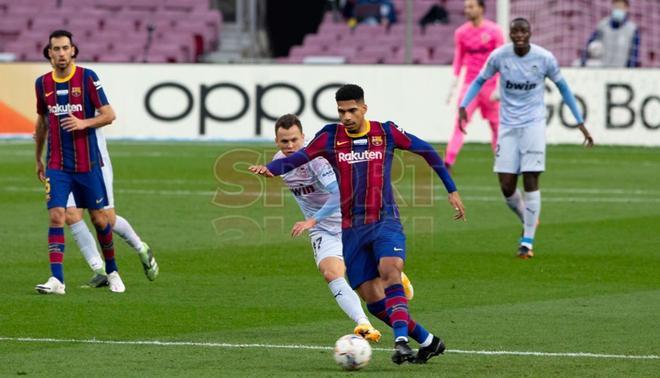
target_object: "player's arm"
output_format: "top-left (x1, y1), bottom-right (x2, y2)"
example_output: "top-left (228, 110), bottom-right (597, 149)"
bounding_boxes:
top-left (250, 130), bottom-right (330, 177)
top-left (447, 31), bottom-right (464, 104)
top-left (34, 114), bottom-right (47, 182)
top-left (61, 104), bottom-right (115, 132)
top-left (457, 76), bottom-right (486, 133)
top-left (581, 30), bottom-right (601, 66)
top-left (554, 79), bottom-right (593, 147)
top-left (291, 181), bottom-right (340, 237)
top-left (391, 124), bottom-right (465, 220)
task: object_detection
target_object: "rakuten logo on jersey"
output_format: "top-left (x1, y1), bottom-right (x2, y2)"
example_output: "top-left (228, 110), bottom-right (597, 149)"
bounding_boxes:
top-left (48, 103), bottom-right (83, 116)
top-left (338, 150), bottom-right (383, 164)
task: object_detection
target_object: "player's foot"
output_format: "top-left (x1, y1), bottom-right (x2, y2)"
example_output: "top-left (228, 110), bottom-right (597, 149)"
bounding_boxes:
top-left (517, 245), bottom-right (534, 259)
top-left (138, 242), bottom-right (159, 281)
top-left (415, 336), bottom-right (446, 364)
top-left (88, 273), bottom-right (109, 288)
top-left (401, 272), bottom-right (414, 300)
top-left (391, 339), bottom-right (415, 364)
top-left (107, 271), bottom-right (126, 293)
top-left (35, 276), bottom-right (66, 295)
top-left (353, 323), bottom-right (382, 343)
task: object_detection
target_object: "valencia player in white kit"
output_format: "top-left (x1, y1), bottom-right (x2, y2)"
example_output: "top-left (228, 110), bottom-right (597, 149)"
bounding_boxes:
top-left (459, 18), bottom-right (594, 258)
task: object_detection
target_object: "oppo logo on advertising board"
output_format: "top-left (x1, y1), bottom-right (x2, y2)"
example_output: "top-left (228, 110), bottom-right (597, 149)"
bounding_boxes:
top-left (143, 82), bottom-right (343, 136)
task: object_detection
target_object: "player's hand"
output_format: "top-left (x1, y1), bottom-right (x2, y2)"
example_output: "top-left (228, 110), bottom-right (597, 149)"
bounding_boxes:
top-left (448, 191), bottom-right (466, 221)
top-left (36, 160), bottom-right (45, 182)
top-left (248, 165), bottom-right (274, 177)
top-left (577, 124), bottom-right (594, 148)
top-left (60, 111), bottom-right (88, 132)
top-left (458, 107), bottom-right (468, 134)
top-left (291, 218), bottom-right (317, 238)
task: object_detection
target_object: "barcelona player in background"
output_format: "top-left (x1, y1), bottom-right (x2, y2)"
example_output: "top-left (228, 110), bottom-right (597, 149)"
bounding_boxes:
top-left (251, 84), bottom-right (465, 365)
top-left (34, 30), bottom-right (124, 294)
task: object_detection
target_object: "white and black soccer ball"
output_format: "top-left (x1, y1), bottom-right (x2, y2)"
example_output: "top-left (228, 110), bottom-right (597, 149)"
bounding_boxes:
top-left (333, 334), bottom-right (372, 370)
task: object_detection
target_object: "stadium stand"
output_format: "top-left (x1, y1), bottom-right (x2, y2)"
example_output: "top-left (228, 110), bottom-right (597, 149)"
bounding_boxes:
top-left (282, 0), bottom-right (658, 67)
top-left (0, 0), bottom-right (222, 63)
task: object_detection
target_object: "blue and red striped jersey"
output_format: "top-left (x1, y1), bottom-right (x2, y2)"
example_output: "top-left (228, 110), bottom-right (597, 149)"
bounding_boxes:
top-left (267, 120), bottom-right (456, 229)
top-left (35, 65), bottom-right (109, 173)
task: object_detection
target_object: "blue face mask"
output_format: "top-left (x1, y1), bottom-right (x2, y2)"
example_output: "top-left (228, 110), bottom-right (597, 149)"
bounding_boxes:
top-left (612, 9), bottom-right (627, 22)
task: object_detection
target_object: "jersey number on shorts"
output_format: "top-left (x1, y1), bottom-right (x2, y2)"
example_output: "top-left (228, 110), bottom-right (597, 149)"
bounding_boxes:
top-left (312, 237), bottom-right (323, 258)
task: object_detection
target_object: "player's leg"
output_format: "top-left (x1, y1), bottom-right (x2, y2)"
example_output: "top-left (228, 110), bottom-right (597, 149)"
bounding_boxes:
top-left (495, 127), bottom-right (525, 222)
top-left (311, 232), bottom-right (379, 340)
top-left (445, 86), bottom-right (480, 169)
top-left (74, 167), bottom-right (125, 292)
top-left (101, 159), bottom-right (158, 280)
top-left (36, 170), bottom-right (71, 294)
top-left (517, 125), bottom-right (545, 258)
top-left (65, 198), bottom-right (107, 285)
top-left (479, 86), bottom-right (500, 152)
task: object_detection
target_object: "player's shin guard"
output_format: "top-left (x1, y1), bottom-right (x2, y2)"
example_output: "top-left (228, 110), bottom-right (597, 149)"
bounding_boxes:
top-left (70, 220), bottom-right (104, 272)
top-left (48, 227), bottom-right (65, 283)
top-left (95, 224), bottom-right (118, 274)
top-left (505, 189), bottom-right (525, 223)
top-left (367, 298), bottom-right (432, 345)
top-left (522, 190), bottom-right (541, 248)
top-left (113, 215), bottom-right (143, 252)
top-left (385, 284), bottom-right (410, 341)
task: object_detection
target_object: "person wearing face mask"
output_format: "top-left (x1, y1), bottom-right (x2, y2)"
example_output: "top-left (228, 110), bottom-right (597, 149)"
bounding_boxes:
top-left (581, 0), bottom-right (640, 67)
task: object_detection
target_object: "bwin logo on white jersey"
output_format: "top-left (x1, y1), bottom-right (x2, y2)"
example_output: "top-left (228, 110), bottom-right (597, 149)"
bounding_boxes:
top-left (48, 103), bottom-right (83, 116)
top-left (338, 150), bottom-right (383, 164)
top-left (505, 80), bottom-right (537, 91)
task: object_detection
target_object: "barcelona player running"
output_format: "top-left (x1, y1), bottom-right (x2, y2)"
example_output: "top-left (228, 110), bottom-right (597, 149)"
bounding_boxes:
top-left (459, 18), bottom-right (594, 258)
top-left (251, 85), bottom-right (465, 364)
top-left (446, 0), bottom-right (504, 170)
top-left (34, 30), bottom-right (122, 294)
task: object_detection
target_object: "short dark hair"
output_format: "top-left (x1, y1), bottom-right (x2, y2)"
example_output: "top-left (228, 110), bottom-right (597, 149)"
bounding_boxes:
top-left (613, 0), bottom-right (629, 6)
top-left (335, 84), bottom-right (364, 102)
top-left (477, 0), bottom-right (485, 9)
top-left (510, 17), bottom-right (531, 29)
top-left (274, 114), bottom-right (303, 134)
top-left (44, 29), bottom-right (78, 59)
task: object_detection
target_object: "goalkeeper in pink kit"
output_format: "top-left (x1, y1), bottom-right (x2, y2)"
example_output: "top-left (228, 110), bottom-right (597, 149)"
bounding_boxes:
top-left (445, 0), bottom-right (504, 169)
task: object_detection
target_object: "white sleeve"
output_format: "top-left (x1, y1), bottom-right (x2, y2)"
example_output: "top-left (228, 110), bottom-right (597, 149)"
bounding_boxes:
top-left (546, 53), bottom-right (563, 83)
top-left (479, 52), bottom-right (499, 80)
top-left (309, 158), bottom-right (337, 189)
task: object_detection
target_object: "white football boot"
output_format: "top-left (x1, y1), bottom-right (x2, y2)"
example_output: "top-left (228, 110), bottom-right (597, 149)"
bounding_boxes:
top-left (107, 271), bottom-right (126, 293)
top-left (35, 276), bottom-right (66, 295)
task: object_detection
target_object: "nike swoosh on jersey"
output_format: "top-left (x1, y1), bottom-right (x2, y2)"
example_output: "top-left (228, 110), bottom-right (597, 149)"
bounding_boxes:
top-left (337, 140), bottom-right (350, 146)
top-left (45, 91), bottom-right (54, 97)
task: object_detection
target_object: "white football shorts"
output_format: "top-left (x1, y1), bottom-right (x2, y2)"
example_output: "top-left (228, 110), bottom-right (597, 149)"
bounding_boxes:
top-left (494, 124), bottom-right (546, 174)
top-left (66, 157), bottom-right (114, 209)
top-left (309, 230), bottom-right (343, 267)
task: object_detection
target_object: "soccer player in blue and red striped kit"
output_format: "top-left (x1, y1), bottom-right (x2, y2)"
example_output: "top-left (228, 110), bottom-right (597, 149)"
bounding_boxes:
top-left (250, 84), bottom-right (466, 364)
top-left (34, 30), bottom-right (124, 294)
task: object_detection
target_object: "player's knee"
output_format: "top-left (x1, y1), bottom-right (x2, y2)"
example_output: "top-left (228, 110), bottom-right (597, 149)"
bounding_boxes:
top-left (48, 208), bottom-right (66, 227)
top-left (500, 185), bottom-right (516, 198)
top-left (319, 258), bottom-right (345, 282)
top-left (64, 209), bottom-right (82, 226)
top-left (89, 210), bottom-right (109, 228)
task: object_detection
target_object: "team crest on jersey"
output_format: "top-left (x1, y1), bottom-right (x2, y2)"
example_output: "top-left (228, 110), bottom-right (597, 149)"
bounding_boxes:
top-left (371, 136), bottom-right (383, 146)
top-left (71, 87), bottom-right (82, 97)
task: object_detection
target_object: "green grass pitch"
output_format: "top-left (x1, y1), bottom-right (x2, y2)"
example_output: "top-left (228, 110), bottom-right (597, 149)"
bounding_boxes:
top-left (1, 141), bottom-right (658, 376)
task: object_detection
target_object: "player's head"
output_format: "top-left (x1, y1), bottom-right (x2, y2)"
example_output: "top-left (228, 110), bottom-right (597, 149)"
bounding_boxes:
top-left (611, 0), bottom-right (629, 21)
top-left (274, 114), bottom-right (305, 156)
top-left (46, 30), bottom-right (78, 70)
top-left (464, 0), bottom-right (485, 21)
top-left (335, 84), bottom-right (368, 133)
top-left (509, 18), bottom-right (531, 49)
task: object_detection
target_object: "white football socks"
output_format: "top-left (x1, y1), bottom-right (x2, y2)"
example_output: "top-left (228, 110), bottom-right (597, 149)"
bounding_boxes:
top-left (328, 278), bottom-right (370, 325)
top-left (504, 189), bottom-right (525, 223)
top-left (70, 220), bottom-right (104, 273)
top-left (113, 215), bottom-right (144, 252)
top-left (522, 190), bottom-right (541, 248)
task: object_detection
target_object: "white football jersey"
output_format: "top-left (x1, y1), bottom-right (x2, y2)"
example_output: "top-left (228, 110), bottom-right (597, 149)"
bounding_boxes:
top-left (273, 150), bottom-right (341, 235)
top-left (479, 43), bottom-right (563, 128)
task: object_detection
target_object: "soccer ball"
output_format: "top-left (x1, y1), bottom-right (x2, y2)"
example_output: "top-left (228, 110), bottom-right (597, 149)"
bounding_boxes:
top-left (333, 334), bottom-right (372, 370)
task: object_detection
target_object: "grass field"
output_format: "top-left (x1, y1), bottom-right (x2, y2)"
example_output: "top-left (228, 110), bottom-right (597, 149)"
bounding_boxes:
top-left (1, 141), bottom-right (658, 377)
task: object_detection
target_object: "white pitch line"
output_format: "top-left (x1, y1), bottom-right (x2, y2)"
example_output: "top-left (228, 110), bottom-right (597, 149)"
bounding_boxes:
top-left (0, 337), bottom-right (657, 360)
